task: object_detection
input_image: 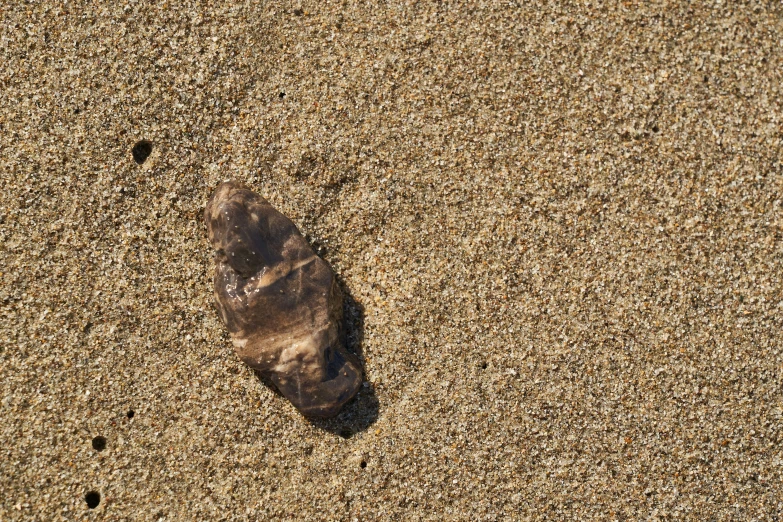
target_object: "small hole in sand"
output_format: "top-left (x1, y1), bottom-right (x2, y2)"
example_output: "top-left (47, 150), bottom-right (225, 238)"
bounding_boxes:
top-left (360, 460), bottom-right (367, 468)
top-left (92, 436), bottom-right (106, 451)
top-left (127, 409), bottom-right (135, 419)
top-left (85, 491), bottom-right (100, 509)
top-left (132, 140), bottom-right (153, 164)
top-left (279, 92), bottom-right (286, 99)
top-left (480, 362), bottom-right (487, 369)
top-left (339, 428), bottom-right (353, 439)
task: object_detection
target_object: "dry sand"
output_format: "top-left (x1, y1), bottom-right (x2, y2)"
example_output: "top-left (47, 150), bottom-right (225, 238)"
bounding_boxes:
top-left (2, 1), bottom-right (782, 520)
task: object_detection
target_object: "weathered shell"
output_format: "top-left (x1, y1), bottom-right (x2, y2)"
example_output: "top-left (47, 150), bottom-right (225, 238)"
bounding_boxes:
top-left (204, 181), bottom-right (361, 417)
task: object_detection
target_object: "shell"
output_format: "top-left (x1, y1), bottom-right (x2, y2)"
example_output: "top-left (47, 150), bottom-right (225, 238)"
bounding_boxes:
top-left (204, 181), bottom-right (361, 417)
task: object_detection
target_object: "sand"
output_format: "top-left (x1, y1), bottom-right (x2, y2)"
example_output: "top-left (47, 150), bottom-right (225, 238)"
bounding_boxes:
top-left (1, 1), bottom-right (782, 520)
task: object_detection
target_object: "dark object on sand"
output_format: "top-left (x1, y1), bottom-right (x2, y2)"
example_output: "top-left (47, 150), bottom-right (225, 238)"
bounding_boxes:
top-left (131, 140), bottom-right (153, 164)
top-left (205, 181), bottom-right (362, 417)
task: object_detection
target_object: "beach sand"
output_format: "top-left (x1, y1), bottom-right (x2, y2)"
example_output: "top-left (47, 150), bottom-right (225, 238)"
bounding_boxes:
top-left (1, 1), bottom-right (782, 519)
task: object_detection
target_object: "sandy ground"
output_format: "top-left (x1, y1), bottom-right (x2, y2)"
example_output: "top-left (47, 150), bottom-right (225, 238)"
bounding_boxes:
top-left (2, 1), bottom-right (782, 520)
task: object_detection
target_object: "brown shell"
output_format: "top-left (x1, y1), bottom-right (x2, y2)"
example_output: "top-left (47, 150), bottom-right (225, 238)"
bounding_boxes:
top-left (205, 181), bottom-right (361, 417)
